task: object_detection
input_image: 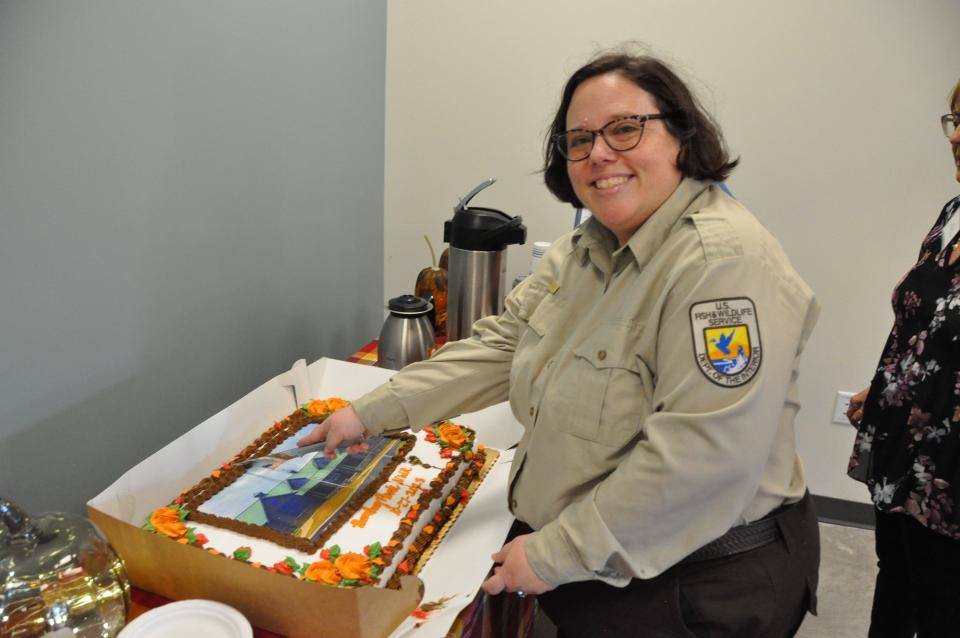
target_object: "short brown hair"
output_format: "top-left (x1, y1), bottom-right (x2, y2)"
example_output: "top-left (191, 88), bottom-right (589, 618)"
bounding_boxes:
top-left (951, 79), bottom-right (960, 111)
top-left (544, 52), bottom-right (739, 207)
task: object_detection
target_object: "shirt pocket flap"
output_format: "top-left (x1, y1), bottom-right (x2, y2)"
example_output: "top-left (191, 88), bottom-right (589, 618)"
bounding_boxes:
top-left (572, 321), bottom-right (644, 371)
top-left (524, 282), bottom-right (562, 337)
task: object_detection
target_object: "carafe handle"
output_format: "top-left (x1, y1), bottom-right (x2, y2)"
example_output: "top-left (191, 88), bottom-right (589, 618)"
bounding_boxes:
top-left (473, 214), bottom-right (525, 246)
top-left (455, 178), bottom-right (497, 212)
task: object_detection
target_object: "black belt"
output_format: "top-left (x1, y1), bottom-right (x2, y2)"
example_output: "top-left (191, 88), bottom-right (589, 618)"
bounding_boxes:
top-left (682, 515), bottom-right (781, 563)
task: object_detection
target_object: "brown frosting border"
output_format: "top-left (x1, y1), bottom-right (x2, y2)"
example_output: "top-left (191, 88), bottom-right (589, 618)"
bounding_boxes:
top-left (384, 448), bottom-right (487, 588)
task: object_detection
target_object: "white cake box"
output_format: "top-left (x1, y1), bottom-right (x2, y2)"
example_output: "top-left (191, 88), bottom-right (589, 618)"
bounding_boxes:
top-left (87, 358), bottom-right (523, 638)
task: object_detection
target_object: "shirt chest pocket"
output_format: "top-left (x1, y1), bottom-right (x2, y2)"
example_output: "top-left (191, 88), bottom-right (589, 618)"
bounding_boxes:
top-left (510, 283), bottom-right (563, 392)
top-left (553, 322), bottom-right (652, 447)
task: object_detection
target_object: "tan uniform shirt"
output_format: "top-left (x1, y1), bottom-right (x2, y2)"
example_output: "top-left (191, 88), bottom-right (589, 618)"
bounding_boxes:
top-left (354, 178), bottom-right (819, 587)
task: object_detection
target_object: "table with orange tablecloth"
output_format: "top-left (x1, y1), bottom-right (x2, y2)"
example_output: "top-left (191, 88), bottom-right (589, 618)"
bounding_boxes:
top-left (127, 340), bottom-right (536, 638)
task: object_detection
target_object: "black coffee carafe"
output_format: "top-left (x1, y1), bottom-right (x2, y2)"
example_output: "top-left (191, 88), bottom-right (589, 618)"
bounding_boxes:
top-left (443, 179), bottom-right (526, 341)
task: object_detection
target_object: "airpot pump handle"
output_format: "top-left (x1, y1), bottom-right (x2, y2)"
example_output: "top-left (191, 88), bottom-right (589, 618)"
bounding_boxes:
top-left (456, 178), bottom-right (497, 212)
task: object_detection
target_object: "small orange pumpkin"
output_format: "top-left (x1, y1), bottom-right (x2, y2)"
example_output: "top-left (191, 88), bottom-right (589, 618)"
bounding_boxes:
top-left (415, 235), bottom-right (448, 337)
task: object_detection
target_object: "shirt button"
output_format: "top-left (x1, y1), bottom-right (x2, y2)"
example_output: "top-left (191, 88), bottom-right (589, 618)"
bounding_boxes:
top-left (529, 406), bottom-right (535, 417)
top-left (597, 350), bottom-right (607, 361)
top-left (510, 499), bottom-right (518, 510)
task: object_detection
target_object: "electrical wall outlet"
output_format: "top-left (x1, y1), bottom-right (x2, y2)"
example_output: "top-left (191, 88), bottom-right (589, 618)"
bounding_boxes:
top-left (832, 391), bottom-right (855, 424)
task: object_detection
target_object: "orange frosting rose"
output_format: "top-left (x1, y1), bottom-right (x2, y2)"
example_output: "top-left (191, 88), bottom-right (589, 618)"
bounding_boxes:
top-left (150, 507), bottom-right (187, 539)
top-left (334, 552), bottom-right (372, 580)
top-left (437, 423), bottom-right (467, 449)
top-left (306, 399), bottom-right (330, 417)
top-left (304, 561), bottom-right (342, 585)
top-left (326, 397), bottom-right (349, 412)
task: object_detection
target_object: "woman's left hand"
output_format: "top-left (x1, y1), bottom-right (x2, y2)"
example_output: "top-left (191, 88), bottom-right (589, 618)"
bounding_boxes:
top-left (481, 534), bottom-right (555, 597)
top-left (846, 386), bottom-right (870, 426)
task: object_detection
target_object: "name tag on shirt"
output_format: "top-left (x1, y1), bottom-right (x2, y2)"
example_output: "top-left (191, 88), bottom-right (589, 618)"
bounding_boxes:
top-left (942, 211), bottom-right (960, 252)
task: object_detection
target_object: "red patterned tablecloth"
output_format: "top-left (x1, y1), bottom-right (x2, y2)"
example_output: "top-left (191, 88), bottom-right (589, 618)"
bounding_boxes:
top-left (345, 337), bottom-right (381, 365)
top-left (128, 342), bottom-right (535, 637)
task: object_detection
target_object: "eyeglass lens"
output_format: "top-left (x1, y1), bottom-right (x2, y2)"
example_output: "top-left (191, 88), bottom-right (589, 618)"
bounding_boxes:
top-left (560, 117), bottom-right (647, 160)
top-left (943, 113), bottom-right (959, 137)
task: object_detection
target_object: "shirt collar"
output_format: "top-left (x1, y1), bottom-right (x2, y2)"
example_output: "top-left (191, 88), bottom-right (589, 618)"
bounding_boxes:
top-left (572, 177), bottom-right (710, 271)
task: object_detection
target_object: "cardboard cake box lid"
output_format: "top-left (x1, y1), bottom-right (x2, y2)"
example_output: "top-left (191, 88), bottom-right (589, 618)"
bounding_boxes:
top-left (87, 358), bottom-right (524, 638)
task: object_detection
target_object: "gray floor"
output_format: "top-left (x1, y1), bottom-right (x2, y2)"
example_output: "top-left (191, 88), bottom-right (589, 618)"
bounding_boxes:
top-left (532, 522), bottom-right (877, 637)
top-left (796, 522), bottom-right (876, 638)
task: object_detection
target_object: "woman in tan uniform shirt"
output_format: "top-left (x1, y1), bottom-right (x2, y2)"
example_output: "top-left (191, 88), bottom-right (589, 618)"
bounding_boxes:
top-left (301, 50), bottom-right (820, 637)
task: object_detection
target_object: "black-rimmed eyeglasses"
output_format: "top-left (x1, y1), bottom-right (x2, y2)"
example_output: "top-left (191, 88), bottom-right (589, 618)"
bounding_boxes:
top-left (553, 113), bottom-right (674, 161)
top-left (942, 113), bottom-right (960, 137)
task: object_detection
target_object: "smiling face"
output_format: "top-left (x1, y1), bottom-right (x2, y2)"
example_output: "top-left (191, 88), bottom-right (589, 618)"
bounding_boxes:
top-left (565, 73), bottom-right (683, 246)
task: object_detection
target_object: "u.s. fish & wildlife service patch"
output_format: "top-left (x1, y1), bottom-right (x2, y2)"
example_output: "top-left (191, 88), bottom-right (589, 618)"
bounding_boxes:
top-left (689, 298), bottom-right (761, 387)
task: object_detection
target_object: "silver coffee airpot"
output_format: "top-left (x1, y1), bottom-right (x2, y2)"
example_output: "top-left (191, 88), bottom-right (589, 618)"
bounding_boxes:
top-left (443, 179), bottom-right (526, 341)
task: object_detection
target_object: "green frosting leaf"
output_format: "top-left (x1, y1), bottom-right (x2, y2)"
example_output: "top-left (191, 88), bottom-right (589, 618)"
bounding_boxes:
top-left (233, 547), bottom-right (252, 561)
top-left (368, 542), bottom-right (382, 559)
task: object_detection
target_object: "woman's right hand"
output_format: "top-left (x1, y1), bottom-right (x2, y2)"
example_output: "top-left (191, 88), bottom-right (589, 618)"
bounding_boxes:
top-left (297, 405), bottom-right (369, 458)
top-left (846, 386), bottom-right (870, 426)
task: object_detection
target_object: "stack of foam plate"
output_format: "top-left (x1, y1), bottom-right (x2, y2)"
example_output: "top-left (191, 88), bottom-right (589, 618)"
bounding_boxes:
top-left (119, 600), bottom-right (252, 638)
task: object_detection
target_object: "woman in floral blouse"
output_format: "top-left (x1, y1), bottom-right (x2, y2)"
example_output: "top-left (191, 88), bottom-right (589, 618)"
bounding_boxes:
top-left (847, 79), bottom-right (960, 638)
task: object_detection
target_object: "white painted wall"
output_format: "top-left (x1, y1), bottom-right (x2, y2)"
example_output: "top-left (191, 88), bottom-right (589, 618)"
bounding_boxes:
top-left (385, 0), bottom-right (960, 502)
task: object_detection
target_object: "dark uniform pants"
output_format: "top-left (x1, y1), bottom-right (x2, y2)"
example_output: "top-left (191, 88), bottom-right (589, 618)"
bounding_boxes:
top-left (516, 492), bottom-right (819, 638)
top-left (870, 509), bottom-right (960, 638)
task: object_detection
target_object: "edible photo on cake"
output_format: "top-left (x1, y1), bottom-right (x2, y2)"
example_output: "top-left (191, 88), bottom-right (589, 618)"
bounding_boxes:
top-left (198, 434), bottom-right (403, 542)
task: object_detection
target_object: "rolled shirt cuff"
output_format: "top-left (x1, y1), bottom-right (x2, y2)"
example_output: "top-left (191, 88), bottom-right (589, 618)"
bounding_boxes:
top-left (524, 521), bottom-right (629, 588)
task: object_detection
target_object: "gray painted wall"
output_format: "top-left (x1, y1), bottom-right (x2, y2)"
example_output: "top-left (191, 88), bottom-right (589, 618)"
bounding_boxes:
top-left (0, 1), bottom-right (386, 514)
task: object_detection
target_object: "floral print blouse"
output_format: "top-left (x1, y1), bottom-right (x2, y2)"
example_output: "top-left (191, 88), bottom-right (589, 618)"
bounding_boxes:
top-left (849, 194), bottom-right (960, 540)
